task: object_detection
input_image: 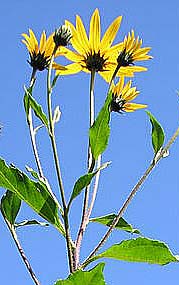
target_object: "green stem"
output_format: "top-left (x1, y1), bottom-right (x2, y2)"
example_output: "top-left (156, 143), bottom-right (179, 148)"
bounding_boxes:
top-left (74, 70), bottom-right (96, 270)
top-left (81, 124), bottom-right (179, 268)
top-left (47, 50), bottom-right (74, 273)
top-left (86, 72), bottom-right (115, 221)
top-left (4, 218), bottom-right (41, 285)
top-left (28, 69), bottom-right (64, 216)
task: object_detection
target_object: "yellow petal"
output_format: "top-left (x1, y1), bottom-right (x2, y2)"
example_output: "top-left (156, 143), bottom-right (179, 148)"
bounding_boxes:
top-left (55, 63), bottom-right (82, 75)
top-left (124, 90), bottom-right (140, 101)
top-left (121, 65), bottom-right (147, 73)
top-left (100, 16), bottom-right (122, 51)
top-left (39, 31), bottom-right (46, 54)
top-left (45, 33), bottom-right (55, 56)
top-left (52, 63), bottom-right (67, 70)
top-left (99, 70), bottom-right (113, 83)
top-left (29, 29), bottom-right (38, 54)
top-left (89, 8), bottom-right (100, 53)
top-left (124, 102), bottom-right (147, 112)
top-left (114, 77), bottom-right (124, 95)
top-left (76, 15), bottom-right (90, 54)
top-left (65, 19), bottom-right (86, 55)
top-left (56, 46), bottom-right (83, 62)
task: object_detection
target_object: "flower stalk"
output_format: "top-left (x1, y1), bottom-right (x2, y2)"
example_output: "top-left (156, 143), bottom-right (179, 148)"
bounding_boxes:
top-left (27, 69), bottom-right (44, 178)
top-left (47, 47), bottom-right (74, 273)
top-left (74, 69), bottom-right (96, 269)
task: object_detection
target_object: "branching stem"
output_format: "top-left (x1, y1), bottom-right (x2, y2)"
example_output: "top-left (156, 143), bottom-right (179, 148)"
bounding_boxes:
top-left (81, 124), bottom-right (179, 268)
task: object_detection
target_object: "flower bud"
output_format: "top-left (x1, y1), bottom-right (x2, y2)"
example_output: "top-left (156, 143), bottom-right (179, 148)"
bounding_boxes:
top-left (53, 25), bottom-right (72, 48)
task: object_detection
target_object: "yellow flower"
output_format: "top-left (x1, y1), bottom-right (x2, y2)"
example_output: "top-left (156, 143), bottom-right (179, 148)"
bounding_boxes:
top-left (106, 30), bottom-right (152, 82)
top-left (54, 9), bottom-right (128, 81)
top-left (22, 29), bottom-right (66, 72)
top-left (111, 77), bottom-right (147, 112)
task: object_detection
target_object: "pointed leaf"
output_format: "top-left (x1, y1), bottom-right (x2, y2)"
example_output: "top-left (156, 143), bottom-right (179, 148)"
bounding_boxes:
top-left (24, 86), bottom-right (32, 117)
top-left (51, 75), bottom-right (59, 88)
top-left (54, 263), bottom-right (106, 285)
top-left (68, 162), bottom-right (110, 208)
top-left (1, 191), bottom-right (21, 225)
top-left (93, 237), bottom-right (178, 265)
top-left (89, 91), bottom-right (112, 160)
top-left (24, 86), bottom-right (48, 128)
top-left (146, 111), bottom-right (165, 154)
top-left (0, 158), bottom-right (65, 235)
top-left (15, 219), bottom-right (48, 228)
top-left (90, 214), bottom-right (140, 234)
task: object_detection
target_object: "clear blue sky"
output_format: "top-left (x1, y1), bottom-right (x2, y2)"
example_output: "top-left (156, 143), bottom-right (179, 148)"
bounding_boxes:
top-left (0, 0), bottom-right (179, 284)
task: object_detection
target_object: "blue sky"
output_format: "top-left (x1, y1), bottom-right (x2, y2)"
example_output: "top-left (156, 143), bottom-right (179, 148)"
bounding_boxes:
top-left (0, 0), bottom-right (179, 284)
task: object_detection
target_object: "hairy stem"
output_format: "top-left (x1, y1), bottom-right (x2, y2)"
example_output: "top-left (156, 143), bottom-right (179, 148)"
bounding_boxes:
top-left (47, 50), bottom-right (74, 273)
top-left (5, 218), bottom-right (41, 285)
top-left (81, 125), bottom-right (179, 268)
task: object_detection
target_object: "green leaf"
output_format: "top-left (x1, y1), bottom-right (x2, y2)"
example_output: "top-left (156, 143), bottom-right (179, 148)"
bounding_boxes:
top-left (24, 86), bottom-right (32, 116)
top-left (1, 191), bottom-right (21, 225)
top-left (90, 214), bottom-right (140, 234)
top-left (24, 86), bottom-right (48, 128)
top-left (54, 263), bottom-right (106, 285)
top-left (0, 158), bottom-right (64, 235)
top-left (15, 219), bottom-right (48, 228)
top-left (93, 237), bottom-right (178, 266)
top-left (68, 162), bottom-right (110, 208)
top-left (89, 91), bottom-right (112, 160)
top-left (51, 75), bottom-right (59, 88)
top-left (146, 111), bottom-right (165, 154)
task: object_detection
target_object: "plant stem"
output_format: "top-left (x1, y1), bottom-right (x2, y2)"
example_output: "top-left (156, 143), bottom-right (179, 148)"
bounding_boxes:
top-left (86, 73), bottom-right (114, 221)
top-left (28, 70), bottom-right (64, 215)
top-left (47, 50), bottom-right (74, 273)
top-left (5, 218), bottom-right (41, 285)
top-left (27, 69), bottom-right (44, 178)
top-left (74, 70), bottom-right (96, 269)
top-left (81, 124), bottom-right (179, 268)
top-left (87, 154), bottom-right (101, 218)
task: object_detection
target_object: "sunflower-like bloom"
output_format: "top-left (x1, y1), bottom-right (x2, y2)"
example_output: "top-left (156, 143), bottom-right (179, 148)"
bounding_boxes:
top-left (110, 77), bottom-right (147, 113)
top-left (106, 30), bottom-right (152, 82)
top-left (54, 10), bottom-right (152, 82)
top-left (22, 29), bottom-right (66, 72)
top-left (53, 9), bottom-right (132, 81)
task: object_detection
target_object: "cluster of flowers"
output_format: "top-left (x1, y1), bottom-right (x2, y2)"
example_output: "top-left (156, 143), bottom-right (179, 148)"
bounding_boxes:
top-left (22, 9), bottom-right (152, 113)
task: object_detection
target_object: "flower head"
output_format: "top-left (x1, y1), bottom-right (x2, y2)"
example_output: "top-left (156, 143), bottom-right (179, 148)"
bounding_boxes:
top-left (111, 77), bottom-right (147, 113)
top-left (54, 9), bottom-right (127, 81)
top-left (22, 29), bottom-right (67, 74)
top-left (117, 30), bottom-right (152, 66)
top-left (53, 25), bottom-right (72, 48)
top-left (22, 29), bottom-right (56, 71)
top-left (107, 30), bottom-right (152, 82)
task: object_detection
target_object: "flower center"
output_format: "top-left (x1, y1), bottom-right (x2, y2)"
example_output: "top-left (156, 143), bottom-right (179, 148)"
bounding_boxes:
top-left (28, 51), bottom-right (51, 71)
top-left (84, 51), bottom-right (107, 72)
top-left (111, 95), bottom-right (126, 113)
top-left (117, 48), bottom-right (134, 67)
